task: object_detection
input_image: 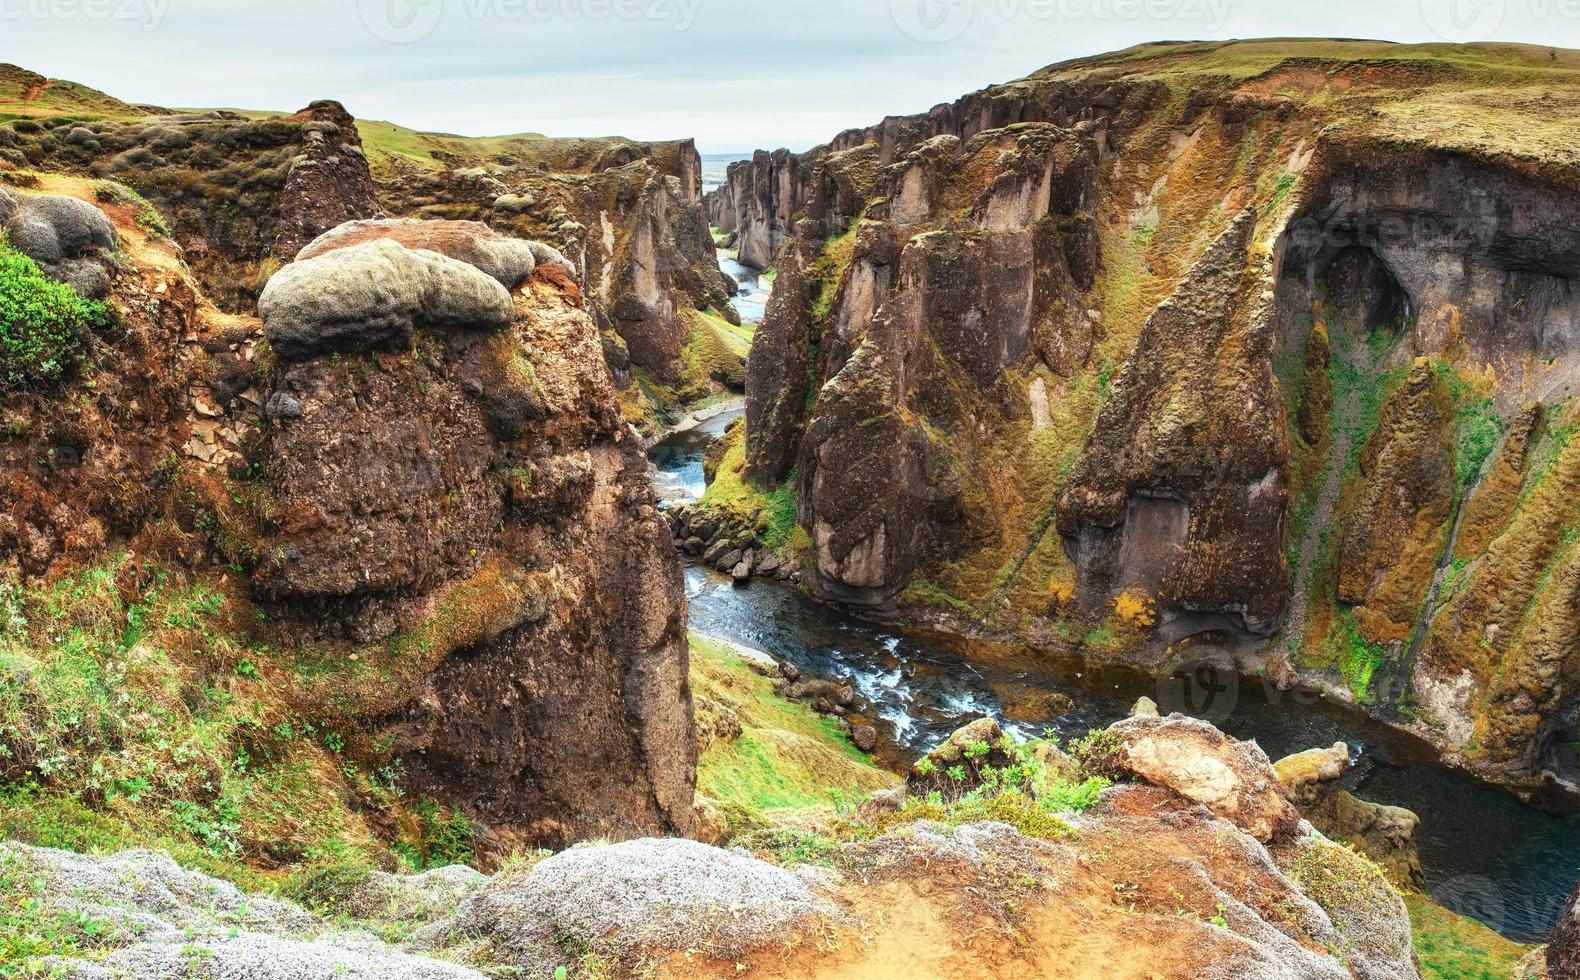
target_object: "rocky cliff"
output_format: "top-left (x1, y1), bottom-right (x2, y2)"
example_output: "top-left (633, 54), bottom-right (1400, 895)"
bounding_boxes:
top-left (0, 66), bottom-right (743, 437)
top-left (0, 174), bottom-right (694, 864)
top-left (712, 39), bottom-right (1580, 800)
top-left (363, 129), bottom-right (743, 435)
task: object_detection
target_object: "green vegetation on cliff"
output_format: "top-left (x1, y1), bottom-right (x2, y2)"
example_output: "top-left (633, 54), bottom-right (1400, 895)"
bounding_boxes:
top-left (689, 633), bottom-right (897, 827)
top-left (1404, 892), bottom-right (1531, 980)
top-left (0, 240), bottom-right (107, 390)
top-left (0, 555), bottom-right (490, 888)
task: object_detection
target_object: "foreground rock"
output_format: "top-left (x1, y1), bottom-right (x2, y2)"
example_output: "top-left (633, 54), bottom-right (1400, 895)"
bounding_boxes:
top-left (413, 838), bottom-right (837, 967)
top-left (1276, 742), bottom-right (1425, 888)
top-left (1100, 711), bottom-right (1301, 843)
top-left (2, 843), bottom-right (483, 979)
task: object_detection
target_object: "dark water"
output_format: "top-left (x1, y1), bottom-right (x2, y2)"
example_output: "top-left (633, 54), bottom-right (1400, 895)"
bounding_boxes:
top-left (651, 414), bottom-right (1580, 942)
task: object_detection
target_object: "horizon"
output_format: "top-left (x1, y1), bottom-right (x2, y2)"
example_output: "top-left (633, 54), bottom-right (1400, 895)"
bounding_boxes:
top-left (6, 0), bottom-right (1580, 154)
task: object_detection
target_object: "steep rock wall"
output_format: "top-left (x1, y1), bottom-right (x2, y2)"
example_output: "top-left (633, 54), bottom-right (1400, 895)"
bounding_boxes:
top-left (713, 40), bottom-right (1580, 797)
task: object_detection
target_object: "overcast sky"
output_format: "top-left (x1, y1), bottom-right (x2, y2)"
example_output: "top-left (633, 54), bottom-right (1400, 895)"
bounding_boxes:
top-left (6, 0), bottom-right (1579, 152)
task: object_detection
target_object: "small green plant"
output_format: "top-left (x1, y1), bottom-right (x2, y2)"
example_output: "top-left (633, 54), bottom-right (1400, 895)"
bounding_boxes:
top-left (0, 240), bottom-right (109, 390)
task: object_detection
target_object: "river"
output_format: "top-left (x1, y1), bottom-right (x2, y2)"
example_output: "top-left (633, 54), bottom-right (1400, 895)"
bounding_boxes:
top-left (669, 156), bottom-right (1580, 942)
top-left (703, 153), bottom-right (771, 322)
top-left (655, 418), bottom-right (1580, 940)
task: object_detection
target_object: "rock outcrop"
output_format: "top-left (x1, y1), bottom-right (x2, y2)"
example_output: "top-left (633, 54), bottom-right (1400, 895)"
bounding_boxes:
top-left (0, 184), bottom-right (694, 858)
top-left (0, 185), bottom-right (116, 296)
top-left (367, 134), bottom-right (740, 431)
top-left (251, 219), bottom-right (695, 847)
top-left (1, 99), bottom-right (382, 310)
top-left (1275, 742), bottom-right (1425, 887)
top-left (712, 39), bottom-right (1580, 796)
top-left (10, 707), bottom-right (1422, 980)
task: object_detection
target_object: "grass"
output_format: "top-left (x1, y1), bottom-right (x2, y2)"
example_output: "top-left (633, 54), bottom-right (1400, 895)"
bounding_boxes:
top-left (696, 424), bottom-right (799, 549)
top-left (1433, 360), bottom-right (1506, 489)
top-left (1331, 609), bottom-right (1386, 703)
top-left (690, 633), bottom-right (897, 826)
top-left (1404, 892), bottom-right (1531, 979)
top-left (0, 552), bottom-right (503, 891)
top-left (0, 237), bottom-right (109, 391)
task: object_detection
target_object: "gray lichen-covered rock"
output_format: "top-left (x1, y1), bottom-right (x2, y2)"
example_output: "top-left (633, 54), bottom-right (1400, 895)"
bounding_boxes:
top-left (258, 238), bottom-right (514, 361)
top-left (296, 217), bottom-right (539, 289)
top-left (413, 838), bottom-right (837, 971)
top-left (342, 865), bottom-right (489, 925)
top-left (1, 188), bottom-right (117, 297)
top-left (1, 842), bottom-right (316, 941)
top-left (5, 843), bottom-right (486, 979)
top-left (59, 933), bottom-right (485, 980)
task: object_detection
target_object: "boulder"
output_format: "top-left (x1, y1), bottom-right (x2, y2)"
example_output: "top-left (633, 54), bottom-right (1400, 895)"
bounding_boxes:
top-left (908, 717), bottom-right (1016, 796)
top-left (1104, 713), bottom-right (1300, 842)
top-left (297, 217), bottom-right (539, 289)
top-left (1274, 742), bottom-right (1350, 807)
top-left (412, 838), bottom-right (836, 971)
top-left (1274, 743), bottom-right (1424, 887)
top-left (259, 238), bottom-right (514, 361)
top-left (2, 189), bottom-right (116, 297)
top-left (851, 724), bottom-right (878, 752)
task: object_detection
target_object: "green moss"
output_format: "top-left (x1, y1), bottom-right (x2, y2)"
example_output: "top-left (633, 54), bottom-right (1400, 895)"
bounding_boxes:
top-left (1404, 892), bottom-right (1531, 979)
top-left (690, 633), bottom-right (897, 825)
top-left (1338, 612), bottom-right (1385, 702)
top-left (0, 238), bottom-right (109, 390)
top-left (1433, 361), bottom-right (1506, 489)
top-left (697, 426), bottom-right (798, 548)
top-left (808, 223), bottom-right (860, 325)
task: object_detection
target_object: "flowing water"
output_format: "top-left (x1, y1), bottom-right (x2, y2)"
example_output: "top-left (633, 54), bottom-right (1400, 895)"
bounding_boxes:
top-left (702, 153), bottom-right (771, 323)
top-left (658, 167), bottom-right (1580, 940)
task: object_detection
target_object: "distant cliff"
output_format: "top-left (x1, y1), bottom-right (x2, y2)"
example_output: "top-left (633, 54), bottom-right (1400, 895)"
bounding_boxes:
top-left (709, 39), bottom-right (1580, 801)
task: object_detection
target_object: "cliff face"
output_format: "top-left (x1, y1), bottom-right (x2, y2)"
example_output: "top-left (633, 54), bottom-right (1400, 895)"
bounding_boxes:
top-left (0, 97), bottom-right (382, 311)
top-left (715, 39), bottom-right (1580, 797)
top-left (0, 175), bottom-right (694, 861)
top-left (0, 73), bottom-right (739, 437)
top-left (367, 134), bottom-right (742, 433)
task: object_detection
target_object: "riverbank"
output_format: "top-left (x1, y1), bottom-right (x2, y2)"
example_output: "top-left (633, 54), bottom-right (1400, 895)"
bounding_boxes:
top-left (649, 420), bottom-right (1580, 943)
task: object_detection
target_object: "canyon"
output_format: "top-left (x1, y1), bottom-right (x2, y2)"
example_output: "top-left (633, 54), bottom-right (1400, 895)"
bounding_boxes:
top-left (1, 36), bottom-right (1578, 979)
top-left (709, 38), bottom-right (1580, 807)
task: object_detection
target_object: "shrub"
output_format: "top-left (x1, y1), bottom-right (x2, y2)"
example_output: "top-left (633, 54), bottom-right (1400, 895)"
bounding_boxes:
top-left (0, 240), bottom-right (108, 390)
